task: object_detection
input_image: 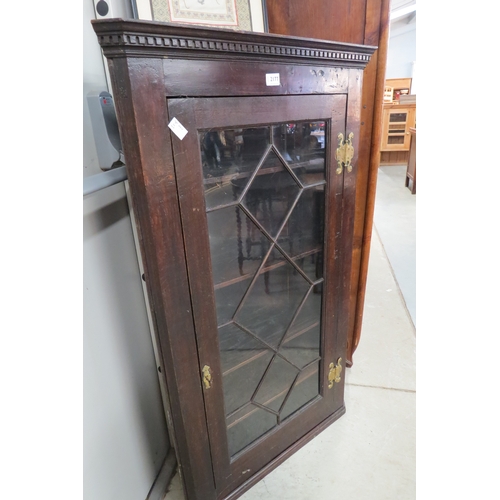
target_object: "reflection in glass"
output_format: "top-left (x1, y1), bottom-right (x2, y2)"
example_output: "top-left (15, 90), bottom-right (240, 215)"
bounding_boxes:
top-left (279, 323), bottom-right (321, 369)
top-left (203, 120), bottom-right (328, 458)
top-left (227, 405), bottom-right (277, 457)
top-left (278, 186), bottom-right (325, 282)
top-left (219, 322), bottom-right (272, 375)
top-left (217, 321), bottom-right (274, 422)
top-left (283, 290), bottom-right (322, 343)
top-left (214, 279), bottom-right (251, 327)
top-left (207, 206), bottom-right (266, 286)
top-left (242, 150), bottom-right (301, 238)
top-left (200, 127), bottom-right (270, 210)
top-left (280, 361), bottom-right (320, 421)
top-left (254, 355), bottom-right (299, 412)
top-left (235, 259), bottom-right (310, 349)
top-left (273, 121), bottom-right (326, 186)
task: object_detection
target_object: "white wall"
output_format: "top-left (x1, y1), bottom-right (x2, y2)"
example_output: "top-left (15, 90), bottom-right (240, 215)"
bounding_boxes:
top-left (385, 18), bottom-right (416, 88)
top-left (83, 1), bottom-right (170, 499)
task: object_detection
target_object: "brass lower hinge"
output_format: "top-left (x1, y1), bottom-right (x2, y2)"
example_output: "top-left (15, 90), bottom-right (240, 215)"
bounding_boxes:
top-left (328, 357), bottom-right (343, 388)
top-left (335, 133), bottom-right (354, 175)
top-left (202, 365), bottom-right (212, 389)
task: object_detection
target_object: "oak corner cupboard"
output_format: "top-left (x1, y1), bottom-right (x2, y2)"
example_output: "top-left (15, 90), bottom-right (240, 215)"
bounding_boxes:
top-left (93, 18), bottom-right (376, 500)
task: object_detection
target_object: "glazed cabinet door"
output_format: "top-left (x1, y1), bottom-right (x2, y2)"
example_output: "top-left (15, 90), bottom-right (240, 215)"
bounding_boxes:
top-left (168, 94), bottom-right (350, 498)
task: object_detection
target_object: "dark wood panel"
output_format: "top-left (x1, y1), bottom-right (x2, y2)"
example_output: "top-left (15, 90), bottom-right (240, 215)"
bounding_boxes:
top-left (163, 58), bottom-right (350, 97)
top-left (266, 0), bottom-right (367, 45)
top-left (107, 57), bottom-right (216, 499)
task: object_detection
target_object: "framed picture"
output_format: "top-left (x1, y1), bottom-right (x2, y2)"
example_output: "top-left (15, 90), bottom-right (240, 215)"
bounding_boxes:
top-left (133, 0), bottom-right (267, 32)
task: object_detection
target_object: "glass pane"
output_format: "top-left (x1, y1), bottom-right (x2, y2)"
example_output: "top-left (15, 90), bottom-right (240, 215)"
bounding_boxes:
top-left (280, 361), bottom-right (320, 421)
top-left (219, 322), bottom-right (273, 375)
top-left (222, 343), bottom-right (274, 416)
top-left (277, 186), bottom-right (325, 281)
top-left (272, 121), bottom-right (326, 186)
top-left (283, 290), bottom-right (322, 343)
top-left (227, 405), bottom-right (277, 457)
top-left (201, 127), bottom-right (270, 210)
top-left (280, 323), bottom-right (321, 369)
top-left (241, 150), bottom-right (301, 238)
top-left (235, 258), bottom-right (310, 349)
top-left (214, 279), bottom-right (251, 327)
top-left (207, 206), bottom-right (267, 287)
top-left (254, 355), bottom-right (299, 412)
top-left (203, 118), bottom-right (328, 458)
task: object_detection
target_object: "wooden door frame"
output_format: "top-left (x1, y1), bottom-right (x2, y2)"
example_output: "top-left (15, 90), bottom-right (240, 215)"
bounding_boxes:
top-left (168, 94), bottom-right (349, 497)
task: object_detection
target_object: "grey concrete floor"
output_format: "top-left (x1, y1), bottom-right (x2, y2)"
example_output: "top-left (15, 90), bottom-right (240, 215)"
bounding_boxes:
top-left (374, 165), bottom-right (416, 327)
top-left (164, 165), bottom-right (416, 500)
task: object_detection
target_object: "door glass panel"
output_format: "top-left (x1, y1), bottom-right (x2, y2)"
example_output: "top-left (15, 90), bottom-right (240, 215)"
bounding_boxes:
top-left (207, 206), bottom-right (266, 286)
top-left (241, 150), bottom-right (301, 238)
top-left (227, 405), bottom-right (277, 457)
top-left (201, 127), bottom-right (270, 210)
top-left (277, 186), bottom-right (325, 282)
top-left (280, 361), bottom-right (320, 421)
top-left (254, 355), bottom-right (299, 412)
top-left (220, 322), bottom-right (275, 415)
top-left (272, 121), bottom-right (326, 186)
top-left (201, 120), bottom-right (327, 458)
top-left (235, 256), bottom-right (310, 349)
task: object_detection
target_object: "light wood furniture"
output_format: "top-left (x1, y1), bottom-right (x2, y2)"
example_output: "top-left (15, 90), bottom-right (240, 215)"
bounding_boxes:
top-left (405, 127), bottom-right (416, 194)
top-left (385, 77), bottom-right (412, 101)
top-left (380, 102), bottom-right (416, 165)
top-left (266, 0), bottom-right (391, 365)
top-left (93, 18), bottom-right (375, 500)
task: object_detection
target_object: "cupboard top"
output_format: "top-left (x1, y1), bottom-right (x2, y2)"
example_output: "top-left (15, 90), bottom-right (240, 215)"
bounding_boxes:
top-left (92, 18), bottom-right (376, 68)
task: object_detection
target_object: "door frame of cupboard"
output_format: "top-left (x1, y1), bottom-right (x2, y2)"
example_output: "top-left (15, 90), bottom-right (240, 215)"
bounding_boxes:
top-left (93, 18), bottom-right (375, 500)
top-left (169, 94), bottom-right (348, 497)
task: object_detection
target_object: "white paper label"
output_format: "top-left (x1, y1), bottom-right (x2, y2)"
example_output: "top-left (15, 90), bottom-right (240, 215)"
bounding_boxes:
top-left (266, 73), bottom-right (280, 86)
top-left (168, 117), bottom-right (188, 140)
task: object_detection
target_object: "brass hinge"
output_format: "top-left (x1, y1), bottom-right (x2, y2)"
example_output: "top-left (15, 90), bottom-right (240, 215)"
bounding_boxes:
top-left (335, 132), bottom-right (354, 175)
top-left (328, 357), bottom-right (343, 388)
top-left (202, 365), bottom-right (212, 389)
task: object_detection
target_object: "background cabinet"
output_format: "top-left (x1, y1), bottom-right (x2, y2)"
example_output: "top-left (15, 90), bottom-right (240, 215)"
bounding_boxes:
top-left (380, 76), bottom-right (416, 165)
top-left (380, 102), bottom-right (416, 164)
top-left (93, 18), bottom-right (374, 500)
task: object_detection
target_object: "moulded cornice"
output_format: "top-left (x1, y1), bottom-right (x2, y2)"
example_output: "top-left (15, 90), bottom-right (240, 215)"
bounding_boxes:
top-left (92, 18), bottom-right (376, 68)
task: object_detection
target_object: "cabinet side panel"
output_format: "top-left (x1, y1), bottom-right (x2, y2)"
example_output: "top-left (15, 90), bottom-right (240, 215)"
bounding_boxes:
top-left (351, 0), bottom-right (390, 358)
top-left (106, 57), bottom-right (217, 500)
